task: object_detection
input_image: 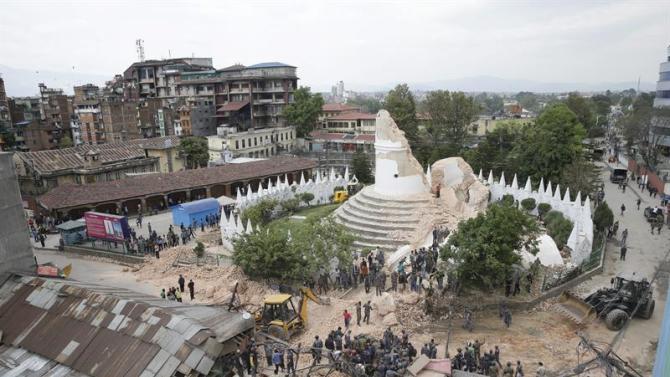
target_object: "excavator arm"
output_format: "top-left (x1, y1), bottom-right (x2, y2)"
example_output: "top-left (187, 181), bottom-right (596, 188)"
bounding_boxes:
top-left (298, 287), bottom-right (330, 325)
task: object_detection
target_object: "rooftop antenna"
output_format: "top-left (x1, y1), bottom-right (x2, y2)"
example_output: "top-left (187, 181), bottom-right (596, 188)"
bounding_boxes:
top-left (136, 39), bottom-right (145, 62)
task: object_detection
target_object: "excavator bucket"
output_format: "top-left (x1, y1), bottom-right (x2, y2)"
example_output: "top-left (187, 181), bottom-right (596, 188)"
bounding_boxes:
top-left (552, 291), bottom-right (596, 324)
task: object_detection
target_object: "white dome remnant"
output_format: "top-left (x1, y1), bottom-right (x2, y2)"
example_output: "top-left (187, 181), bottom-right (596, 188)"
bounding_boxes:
top-left (520, 234), bottom-right (564, 267)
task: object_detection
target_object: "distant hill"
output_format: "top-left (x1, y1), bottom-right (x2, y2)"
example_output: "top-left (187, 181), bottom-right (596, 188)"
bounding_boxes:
top-left (0, 65), bottom-right (109, 96)
top-left (345, 75), bottom-right (656, 94)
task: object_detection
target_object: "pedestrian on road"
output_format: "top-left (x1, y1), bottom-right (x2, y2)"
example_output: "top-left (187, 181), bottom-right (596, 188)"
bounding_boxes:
top-left (39, 233), bottom-right (46, 248)
top-left (536, 362), bottom-right (546, 377)
top-left (637, 198), bottom-right (642, 210)
top-left (503, 308), bottom-right (512, 328)
top-left (188, 279), bottom-right (195, 300)
top-left (620, 246), bottom-right (627, 261)
top-left (620, 204), bottom-right (626, 216)
top-left (355, 301), bottom-right (362, 326)
top-left (621, 228), bottom-right (628, 246)
top-left (515, 360), bottom-right (524, 377)
top-left (343, 309), bottom-right (352, 329)
top-left (363, 301), bottom-right (372, 324)
top-left (178, 274), bottom-right (185, 292)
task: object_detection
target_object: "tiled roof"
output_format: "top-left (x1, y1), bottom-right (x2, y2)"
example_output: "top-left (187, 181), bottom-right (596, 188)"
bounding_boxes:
top-left (0, 275), bottom-right (254, 377)
top-left (327, 111), bottom-right (376, 121)
top-left (218, 100), bottom-right (249, 112)
top-left (38, 156), bottom-right (317, 210)
top-left (16, 136), bottom-right (181, 175)
top-left (322, 103), bottom-right (360, 112)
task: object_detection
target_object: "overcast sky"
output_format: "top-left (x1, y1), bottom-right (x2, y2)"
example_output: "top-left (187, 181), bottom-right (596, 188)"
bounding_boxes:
top-left (1, 0), bottom-right (669, 92)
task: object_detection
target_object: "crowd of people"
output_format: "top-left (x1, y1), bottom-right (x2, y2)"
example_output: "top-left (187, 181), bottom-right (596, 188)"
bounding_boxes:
top-left (451, 339), bottom-right (540, 377)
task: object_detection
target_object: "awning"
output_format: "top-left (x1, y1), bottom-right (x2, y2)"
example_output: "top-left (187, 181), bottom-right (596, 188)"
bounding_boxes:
top-left (218, 101), bottom-right (249, 112)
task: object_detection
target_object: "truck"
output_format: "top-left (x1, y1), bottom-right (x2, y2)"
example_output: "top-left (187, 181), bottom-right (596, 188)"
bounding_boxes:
top-left (609, 168), bottom-right (627, 183)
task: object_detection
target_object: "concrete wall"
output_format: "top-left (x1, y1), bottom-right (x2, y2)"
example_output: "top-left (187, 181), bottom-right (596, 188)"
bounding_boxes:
top-left (0, 152), bottom-right (35, 278)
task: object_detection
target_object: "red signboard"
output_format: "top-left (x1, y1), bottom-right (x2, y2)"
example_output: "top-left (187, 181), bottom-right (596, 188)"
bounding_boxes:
top-left (36, 265), bottom-right (59, 277)
top-left (84, 212), bottom-right (130, 241)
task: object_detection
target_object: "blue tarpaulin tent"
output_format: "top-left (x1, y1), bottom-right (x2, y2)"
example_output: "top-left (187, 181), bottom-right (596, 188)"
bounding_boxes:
top-left (171, 198), bottom-right (220, 228)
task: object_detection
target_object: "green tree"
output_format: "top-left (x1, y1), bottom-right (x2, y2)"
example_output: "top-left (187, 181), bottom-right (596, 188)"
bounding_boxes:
top-left (299, 192), bottom-right (314, 206)
top-left (515, 92), bottom-right (540, 112)
top-left (441, 202), bottom-right (540, 289)
top-left (512, 103), bottom-right (586, 184)
top-left (241, 198), bottom-right (279, 226)
top-left (179, 136), bottom-right (209, 169)
top-left (193, 241), bottom-right (205, 259)
top-left (560, 157), bottom-right (601, 199)
top-left (351, 149), bottom-right (373, 184)
top-left (591, 94), bottom-right (612, 122)
top-left (464, 122), bottom-right (521, 174)
top-left (424, 90), bottom-right (480, 155)
top-left (544, 211), bottom-right (573, 249)
top-left (233, 216), bottom-right (353, 281)
top-left (565, 92), bottom-right (596, 130)
top-left (281, 198), bottom-right (300, 214)
top-left (347, 96), bottom-right (383, 113)
top-left (384, 84), bottom-right (418, 145)
top-left (474, 92), bottom-right (504, 115)
top-left (283, 86), bottom-right (324, 137)
top-left (58, 135), bottom-right (74, 149)
top-left (593, 202), bottom-right (614, 232)
top-left (520, 198), bottom-right (536, 212)
top-left (1, 132), bottom-right (16, 150)
top-left (537, 203), bottom-right (552, 220)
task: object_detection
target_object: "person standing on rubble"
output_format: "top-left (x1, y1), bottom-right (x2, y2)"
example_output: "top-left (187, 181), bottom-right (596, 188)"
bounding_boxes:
top-left (355, 301), bottom-right (362, 326)
top-left (178, 274), bottom-right (185, 292)
top-left (187, 279), bottom-right (195, 300)
top-left (363, 301), bottom-right (373, 324)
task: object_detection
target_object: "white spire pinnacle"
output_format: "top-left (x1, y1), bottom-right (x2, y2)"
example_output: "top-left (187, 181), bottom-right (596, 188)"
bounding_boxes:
top-left (511, 174), bottom-right (519, 190)
top-left (299, 172), bottom-right (306, 186)
top-left (344, 166), bottom-right (350, 181)
top-left (524, 177), bottom-right (532, 192)
top-left (553, 184), bottom-right (562, 201)
top-left (575, 191), bottom-right (582, 205)
top-left (546, 181), bottom-right (553, 197)
top-left (563, 187), bottom-right (571, 203)
top-left (245, 219), bottom-right (253, 234)
top-left (487, 170), bottom-right (494, 185)
top-left (538, 177), bottom-right (545, 194)
top-left (500, 172), bottom-right (506, 187)
top-left (478, 169), bottom-right (484, 181)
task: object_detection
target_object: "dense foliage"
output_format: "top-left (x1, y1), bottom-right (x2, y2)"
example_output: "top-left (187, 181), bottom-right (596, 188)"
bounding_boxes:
top-left (233, 216), bottom-right (353, 281)
top-left (520, 198), bottom-right (536, 212)
top-left (283, 87), bottom-right (324, 137)
top-left (384, 84), bottom-right (419, 145)
top-left (593, 202), bottom-right (614, 232)
top-left (352, 149), bottom-right (373, 184)
top-left (241, 198), bottom-right (280, 226)
top-left (441, 202), bottom-right (540, 290)
top-left (179, 136), bottom-right (210, 169)
top-left (543, 211), bottom-right (573, 249)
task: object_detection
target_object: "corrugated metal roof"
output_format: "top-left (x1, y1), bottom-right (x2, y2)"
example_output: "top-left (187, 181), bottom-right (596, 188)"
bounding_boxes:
top-left (0, 275), bottom-right (255, 377)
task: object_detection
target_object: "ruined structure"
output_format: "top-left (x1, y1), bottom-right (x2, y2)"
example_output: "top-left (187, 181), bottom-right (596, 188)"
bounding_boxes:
top-left (335, 110), bottom-right (489, 252)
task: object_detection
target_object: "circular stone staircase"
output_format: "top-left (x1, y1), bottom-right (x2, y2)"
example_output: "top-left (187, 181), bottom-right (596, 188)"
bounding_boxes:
top-left (334, 186), bottom-right (434, 252)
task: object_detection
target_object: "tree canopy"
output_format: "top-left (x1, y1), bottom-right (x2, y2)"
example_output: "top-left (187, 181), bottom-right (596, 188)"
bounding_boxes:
top-left (423, 90), bottom-right (480, 157)
top-left (351, 149), bottom-right (373, 184)
top-left (565, 92), bottom-right (596, 130)
top-left (179, 136), bottom-right (209, 169)
top-left (58, 135), bottom-right (74, 149)
top-left (283, 86), bottom-right (324, 138)
top-left (384, 84), bottom-right (418, 145)
top-left (441, 202), bottom-right (540, 290)
top-left (513, 103), bottom-right (586, 184)
top-left (233, 216), bottom-right (353, 281)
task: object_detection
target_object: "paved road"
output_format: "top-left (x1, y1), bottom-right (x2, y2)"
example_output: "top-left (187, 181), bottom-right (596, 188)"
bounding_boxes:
top-left (579, 161), bottom-right (670, 366)
top-left (34, 248), bottom-right (159, 296)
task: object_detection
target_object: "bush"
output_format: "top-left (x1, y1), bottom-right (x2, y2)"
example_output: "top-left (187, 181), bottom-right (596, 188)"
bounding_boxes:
top-left (241, 198), bottom-right (280, 226)
top-left (233, 217), bottom-right (353, 281)
top-left (193, 241), bottom-right (205, 259)
top-left (281, 198), bottom-right (300, 214)
top-left (501, 194), bottom-right (515, 206)
top-left (593, 202), bottom-right (614, 232)
top-left (333, 186), bottom-right (345, 192)
top-left (300, 192), bottom-right (315, 206)
top-left (537, 203), bottom-right (552, 219)
top-left (520, 198), bottom-right (537, 212)
top-left (544, 211), bottom-right (573, 249)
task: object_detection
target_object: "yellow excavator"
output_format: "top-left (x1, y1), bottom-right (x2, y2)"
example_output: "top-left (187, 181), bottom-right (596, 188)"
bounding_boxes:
top-left (255, 287), bottom-right (329, 340)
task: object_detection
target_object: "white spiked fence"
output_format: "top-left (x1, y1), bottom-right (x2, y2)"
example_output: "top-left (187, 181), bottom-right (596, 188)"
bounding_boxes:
top-left (482, 170), bottom-right (594, 265)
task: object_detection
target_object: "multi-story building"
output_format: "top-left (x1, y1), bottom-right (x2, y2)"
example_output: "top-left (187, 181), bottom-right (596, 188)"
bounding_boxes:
top-left (100, 98), bottom-right (140, 142)
top-left (207, 126), bottom-right (295, 161)
top-left (177, 99), bottom-right (216, 136)
top-left (123, 58), bottom-right (214, 99)
top-left (17, 84), bottom-right (74, 151)
top-left (653, 44), bottom-right (670, 148)
top-left (323, 112), bottom-right (376, 134)
top-left (72, 84), bottom-right (104, 145)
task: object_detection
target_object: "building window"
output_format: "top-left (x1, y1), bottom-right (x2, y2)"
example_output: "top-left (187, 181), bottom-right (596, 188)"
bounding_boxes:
top-left (235, 140), bottom-right (239, 149)
top-left (660, 71), bottom-right (670, 81)
top-left (242, 139), bottom-right (245, 148)
top-left (658, 90), bottom-right (670, 99)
